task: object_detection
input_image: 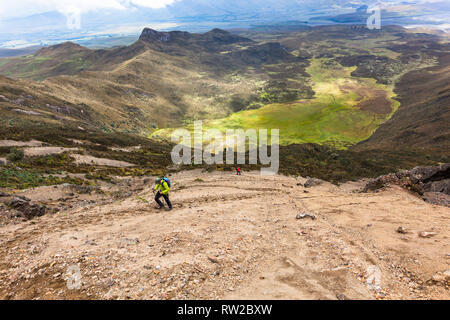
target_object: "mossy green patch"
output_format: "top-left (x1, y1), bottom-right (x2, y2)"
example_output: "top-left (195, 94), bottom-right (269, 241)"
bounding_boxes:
top-left (154, 58), bottom-right (400, 149)
top-left (0, 167), bottom-right (84, 189)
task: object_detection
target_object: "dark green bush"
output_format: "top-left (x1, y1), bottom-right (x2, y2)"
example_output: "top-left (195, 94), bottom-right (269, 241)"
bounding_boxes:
top-left (6, 148), bottom-right (24, 162)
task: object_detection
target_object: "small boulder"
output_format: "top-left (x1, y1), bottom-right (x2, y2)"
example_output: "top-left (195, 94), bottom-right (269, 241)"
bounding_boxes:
top-left (336, 293), bottom-right (349, 300)
top-left (207, 256), bottom-right (219, 264)
top-left (296, 212), bottom-right (316, 220)
top-left (397, 226), bottom-right (408, 234)
top-left (429, 271), bottom-right (450, 285)
top-left (418, 231), bottom-right (437, 238)
top-left (0, 94), bottom-right (10, 102)
top-left (22, 204), bottom-right (46, 219)
top-left (9, 196), bottom-right (45, 220)
top-left (10, 196), bottom-right (30, 208)
top-left (304, 178), bottom-right (324, 188)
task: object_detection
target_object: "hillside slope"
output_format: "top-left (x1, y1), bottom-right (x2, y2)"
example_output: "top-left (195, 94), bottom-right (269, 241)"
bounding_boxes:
top-left (1, 28), bottom-right (305, 131)
top-left (0, 171), bottom-right (448, 300)
top-left (0, 26), bottom-right (448, 183)
top-left (354, 51), bottom-right (450, 153)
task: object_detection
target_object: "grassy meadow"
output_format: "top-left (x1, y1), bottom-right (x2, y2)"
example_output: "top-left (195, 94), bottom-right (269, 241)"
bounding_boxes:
top-left (154, 58), bottom-right (400, 149)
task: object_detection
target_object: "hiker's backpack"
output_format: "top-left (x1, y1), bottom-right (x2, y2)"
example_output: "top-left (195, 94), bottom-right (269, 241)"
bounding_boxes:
top-left (162, 177), bottom-right (171, 188)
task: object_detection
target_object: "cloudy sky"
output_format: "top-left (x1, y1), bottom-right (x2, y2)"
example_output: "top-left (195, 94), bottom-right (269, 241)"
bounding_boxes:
top-left (0, 0), bottom-right (409, 20)
top-left (0, 0), bottom-right (448, 47)
top-left (0, 0), bottom-right (179, 19)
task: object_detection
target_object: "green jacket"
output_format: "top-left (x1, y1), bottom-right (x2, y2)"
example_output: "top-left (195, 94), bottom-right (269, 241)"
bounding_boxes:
top-left (154, 180), bottom-right (170, 195)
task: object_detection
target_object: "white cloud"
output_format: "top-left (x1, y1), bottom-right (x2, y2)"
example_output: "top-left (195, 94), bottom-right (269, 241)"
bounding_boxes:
top-left (92, 22), bottom-right (179, 35)
top-left (0, 0), bottom-right (177, 19)
top-left (124, 0), bottom-right (178, 8)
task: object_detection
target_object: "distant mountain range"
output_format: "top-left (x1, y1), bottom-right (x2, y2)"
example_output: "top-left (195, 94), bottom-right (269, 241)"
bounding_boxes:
top-left (0, 24), bottom-right (448, 181)
top-left (0, 46), bottom-right (42, 58)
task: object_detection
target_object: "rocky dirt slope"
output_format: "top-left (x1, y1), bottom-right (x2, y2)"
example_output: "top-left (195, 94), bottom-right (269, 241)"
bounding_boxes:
top-left (0, 170), bottom-right (448, 300)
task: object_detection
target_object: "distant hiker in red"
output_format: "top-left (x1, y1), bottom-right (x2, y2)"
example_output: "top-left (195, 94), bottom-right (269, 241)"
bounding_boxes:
top-left (236, 167), bottom-right (241, 175)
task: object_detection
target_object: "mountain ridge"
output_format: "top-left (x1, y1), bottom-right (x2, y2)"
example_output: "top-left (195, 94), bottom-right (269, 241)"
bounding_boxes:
top-left (0, 25), bottom-right (448, 180)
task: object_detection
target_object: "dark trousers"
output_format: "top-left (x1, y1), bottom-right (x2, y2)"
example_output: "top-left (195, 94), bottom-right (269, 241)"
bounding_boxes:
top-left (155, 192), bottom-right (172, 209)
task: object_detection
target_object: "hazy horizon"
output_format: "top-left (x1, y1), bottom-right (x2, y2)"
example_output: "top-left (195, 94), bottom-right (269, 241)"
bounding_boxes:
top-left (0, 0), bottom-right (449, 48)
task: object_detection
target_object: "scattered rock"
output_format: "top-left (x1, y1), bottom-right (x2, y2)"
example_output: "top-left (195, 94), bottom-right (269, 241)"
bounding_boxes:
top-left (296, 212), bottom-right (316, 220)
top-left (105, 279), bottom-right (115, 288)
top-left (67, 184), bottom-right (94, 194)
top-left (397, 226), bottom-right (408, 234)
top-left (304, 178), bottom-right (324, 188)
top-left (336, 293), bottom-right (349, 300)
top-left (428, 271), bottom-right (450, 285)
top-left (207, 256), bottom-right (219, 264)
top-left (13, 195), bottom-right (31, 202)
top-left (422, 192), bottom-right (450, 207)
top-left (418, 231), bottom-right (437, 238)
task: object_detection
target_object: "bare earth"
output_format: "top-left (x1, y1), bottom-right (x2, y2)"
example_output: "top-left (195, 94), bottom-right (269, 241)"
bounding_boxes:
top-left (23, 147), bottom-right (78, 157)
top-left (0, 170), bottom-right (448, 300)
top-left (0, 140), bottom-right (43, 147)
top-left (70, 154), bottom-right (134, 167)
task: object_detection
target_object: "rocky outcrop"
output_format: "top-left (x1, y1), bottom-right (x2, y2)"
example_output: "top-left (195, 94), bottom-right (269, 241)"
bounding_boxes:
top-left (362, 163), bottom-right (450, 206)
top-left (138, 28), bottom-right (251, 47)
top-left (139, 28), bottom-right (191, 43)
top-left (9, 196), bottom-right (46, 220)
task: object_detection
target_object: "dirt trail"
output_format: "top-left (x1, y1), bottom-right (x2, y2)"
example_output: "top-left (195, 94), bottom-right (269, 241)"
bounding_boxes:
top-left (0, 170), bottom-right (448, 300)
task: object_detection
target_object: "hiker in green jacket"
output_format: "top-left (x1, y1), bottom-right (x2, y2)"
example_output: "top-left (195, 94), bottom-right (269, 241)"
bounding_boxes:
top-left (153, 177), bottom-right (172, 211)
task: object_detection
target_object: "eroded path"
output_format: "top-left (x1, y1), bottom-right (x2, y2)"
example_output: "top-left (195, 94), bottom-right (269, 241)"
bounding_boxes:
top-left (0, 170), bottom-right (448, 299)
